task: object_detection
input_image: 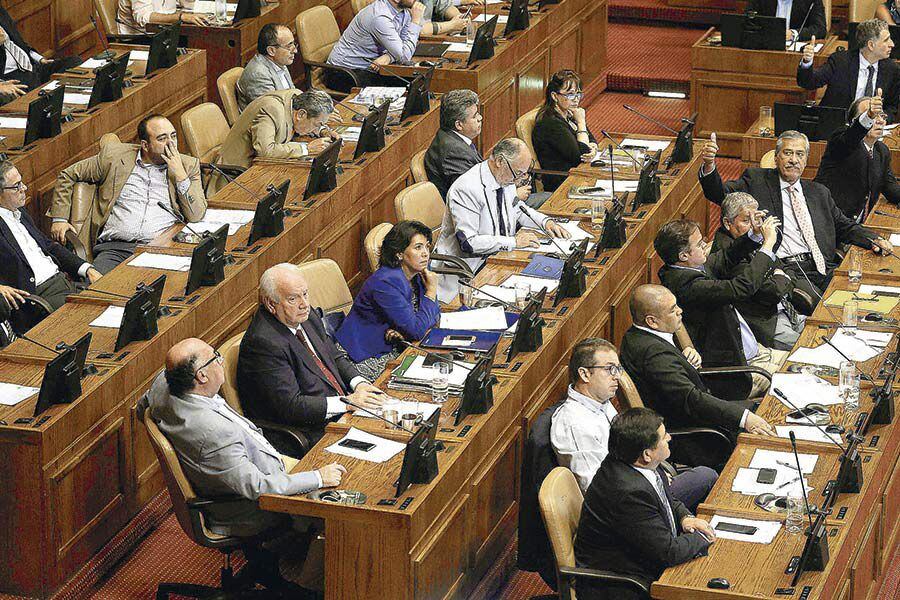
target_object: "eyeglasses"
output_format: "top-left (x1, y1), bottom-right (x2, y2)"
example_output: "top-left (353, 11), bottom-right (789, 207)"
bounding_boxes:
top-left (194, 351), bottom-right (223, 376)
top-left (582, 364), bottom-right (623, 377)
top-left (501, 155), bottom-right (535, 186)
top-left (275, 41), bottom-right (297, 51)
top-left (1, 181), bottom-right (26, 192)
top-left (556, 91), bottom-right (583, 101)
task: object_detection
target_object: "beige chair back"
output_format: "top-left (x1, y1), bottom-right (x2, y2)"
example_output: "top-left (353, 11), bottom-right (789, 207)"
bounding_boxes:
top-left (849, 0), bottom-right (881, 22)
top-left (180, 103), bottom-right (230, 164)
top-left (217, 67), bottom-right (244, 126)
top-left (759, 150), bottom-right (776, 169)
top-left (297, 7), bottom-right (341, 90)
top-left (823, 0), bottom-right (832, 33)
top-left (616, 370), bottom-right (645, 410)
top-left (93, 0), bottom-right (118, 35)
top-left (296, 259), bottom-right (354, 315)
top-left (515, 107), bottom-right (542, 170)
top-left (410, 149), bottom-right (428, 183)
top-left (219, 332), bottom-right (246, 416)
top-left (394, 182), bottom-right (445, 236)
top-left (351, 0), bottom-right (375, 14)
top-left (674, 324), bottom-right (694, 351)
top-left (539, 467), bottom-right (583, 577)
top-left (364, 223), bottom-right (394, 272)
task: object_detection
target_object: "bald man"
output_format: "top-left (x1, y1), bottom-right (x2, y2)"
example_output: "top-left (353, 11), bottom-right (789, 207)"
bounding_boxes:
top-left (620, 285), bottom-right (775, 441)
top-left (237, 264), bottom-right (385, 455)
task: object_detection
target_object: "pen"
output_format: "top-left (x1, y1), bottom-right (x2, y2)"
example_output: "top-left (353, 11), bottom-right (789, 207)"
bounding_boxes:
top-left (777, 460), bottom-right (801, 471)
top-left (774, 476), bottom-right (801, 491)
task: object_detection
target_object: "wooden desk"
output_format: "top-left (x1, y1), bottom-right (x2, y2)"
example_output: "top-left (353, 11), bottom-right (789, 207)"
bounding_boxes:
top-left (691, 29), bottom-right (838, 157)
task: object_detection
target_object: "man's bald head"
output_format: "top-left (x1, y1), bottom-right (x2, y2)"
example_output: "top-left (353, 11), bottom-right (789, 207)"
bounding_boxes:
top-left (259, 263), bottom-right (311, 328)
top-left (165, 338), bottom-right (221, 397)
top-left (629, 284), bottom-right (681, 333)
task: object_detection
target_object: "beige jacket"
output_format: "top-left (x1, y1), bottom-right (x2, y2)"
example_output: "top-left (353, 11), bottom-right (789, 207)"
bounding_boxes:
top-left (48, 142), bottom-right (206, 251)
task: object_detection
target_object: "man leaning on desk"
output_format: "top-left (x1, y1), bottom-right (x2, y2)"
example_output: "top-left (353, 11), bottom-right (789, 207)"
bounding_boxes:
top-left (117, 0), bottom-right (212, 35)
top-left (48, 114), bottom-right (207, 274)
top-left (746, 0), bottom-right (826, 42)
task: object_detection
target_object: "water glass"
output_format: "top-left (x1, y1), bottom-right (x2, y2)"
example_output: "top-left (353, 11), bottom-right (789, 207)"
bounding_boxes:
top-left (848, 251), bottom-right (862, 285)
top-left (759, 106), bottom-right (773, 136)
top-left (591, 198), bottom-right (606, 231)
top-left (214, 0), bottom-right (228, 23)
top-left (839, 361), bottom-right (860, 412)
top-left (842, 300), bottom-right (858, 334)
top-left (382, 399), bottom-right (400, 430)
top-left (431, 361), bottom-right (450, 404)
top-left (466, 19), bottom-right (477, 45)
top-left (785, 494), bottom-right (804, 534)
top-left (515, 283), bottom-right (531, 310)
top-left (460, 284), bottom-right (475, 307)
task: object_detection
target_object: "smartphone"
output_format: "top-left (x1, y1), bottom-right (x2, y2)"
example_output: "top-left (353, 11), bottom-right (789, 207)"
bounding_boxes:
top-left (756, 468), bottom-right (777, 485)
top-left (338, 439), bottom-right (376, 452)
top-left (787, 406), bottom-right (826, 420)
top-left (580, 186), bottom-right (606, 194)
top-left (714, 522), bottom-right (758, 535)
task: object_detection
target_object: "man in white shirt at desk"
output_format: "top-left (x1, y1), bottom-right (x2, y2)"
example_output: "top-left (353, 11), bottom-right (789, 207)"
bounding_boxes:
top-left (117, 0), bottom-right (211, 35)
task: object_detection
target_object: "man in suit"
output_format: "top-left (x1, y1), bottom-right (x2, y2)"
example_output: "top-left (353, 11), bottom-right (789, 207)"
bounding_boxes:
top-left (0, 6), bottom-right (75, 96)
top-left (432, 138), bottom-right (571, 302)
top-left (699, 129), bottom-right (891, 294)
top-left (424, 89), bottom-right (483, 199)
top-left (551, 337), bottom-right (717, 510)
top-left (713, 192), bottom-right (807, 350)
top-left (747, 0), bottom-right (826, 42)
top-left (656, 216), bottom-right (787, 398)
top-left (574, 407), bottom-right (715, 600)
top-left (620, 284), bottom-right (775, 436)
top-left (236, 24), bottom-right (298, 112)
top-left (0, 163), bottom-right (101, 333)
top-left (214, 90), bottom-right (338, 193)
top-left (797, 19), bottom-right (900, 121)
top-left (48, 114), bottom-right (207, 273)
top-left (816, 91), bottom-right (900, 220)
top-left (236, 264), bottom-right (386, 454)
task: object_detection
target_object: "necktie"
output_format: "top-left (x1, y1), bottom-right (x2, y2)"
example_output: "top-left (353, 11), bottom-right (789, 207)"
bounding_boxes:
top-left (653, 470), bottom-right (677, 537)
top-left (470, 141), bottom-right (479, 155)
top-left (864, 65), bottom-right (875, 98)
top-left (297, 328), bottom-right (345, 394)
top-left (787, 186), bottom-right (827, 275)
top-left (496, 188), bottom-right (507, 236)
top-left (4, 36), bottom-right (31, 73)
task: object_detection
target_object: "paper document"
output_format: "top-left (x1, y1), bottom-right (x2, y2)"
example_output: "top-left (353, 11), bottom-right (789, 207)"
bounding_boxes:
top-left (441, 306), bottom-right (508, 330)
top-left (403, 355), bottom-right (472, 387)
top-left (502, 273), bottom-right (559, 293)
top-left (89, 305), bottom-right (125, 329)
top-left (555, 219), bottom-right (593, 241)
top-left (788, 328), bottom-right (885, 368)
top-left (0, 117), bottom-right (27, 129)
top-left (620, 138), bottom-right (670, 152)
top-left (732, 467), bottom-right (812, 497)
top-left (824, 290), bottom-right (899, 315)
top-left (128, 253), bottom-right (192, 271)
top-left (769, 373), bottom-right (843, 407)
top-left (325, 427), bottom-right (406, 463)
top-left (340, 126), bottom-right (362, 142)
top-left (749, 448), bottom-right (817, 474)
top-left (354, 400), bottom-right (440, 421)
top-left (709, 515), bottom-right (781, 544)
top-left (473, 284), bottom-right (516, 305)
top-left (776, 425), bottom-right (838, 444)
top-left (190, 208), bottom-right (255, 236)
top-left (473, 14), bottom-right (508, 23)
top-left (446, 42), bottom-right (472, 53)
top-left (43, 80), bottom-right (61, 91)
top-left (63, 93), bottom-right (91, 106)
top-left (128, 50), bottom-right (150, 62)
top-left (860, 283), bottom-right (900, 297)
top-left (533, 238), bottom-right (595, 256)
top-left (583, 179), bottom-right (639, 198)
top-left (80, 58), bottom-right (108, 69)
top-left (350, 87), bottom-right (405, 109)
top-left (0, 382), bottom-right (39, 406)
top-left (192, 1), bottom-right (237, 12)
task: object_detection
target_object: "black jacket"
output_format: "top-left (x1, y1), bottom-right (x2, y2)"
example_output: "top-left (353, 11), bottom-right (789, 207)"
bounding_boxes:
top-left (815, 118), bottom-right (900, 220)
top-left (574, 456), bottom-right (710, 600)
top-left (236, 308), bottom-right (362, 444)
top-left (796, 49), bottom-right (900, 122)
top-left (699, 166), bottom-right (877, 265)
top-left (424, 128), bottom-right (482, 199)
top-left (620, 326), bottom-right (750, 432)
top-left (532, 109), bottom-right (597, 192)
top-left (0, 8), bottom-right (39, 86)
top-left (748, 0), bottom-right (827, 41)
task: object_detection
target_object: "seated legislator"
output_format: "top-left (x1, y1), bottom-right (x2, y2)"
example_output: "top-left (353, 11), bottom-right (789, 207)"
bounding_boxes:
top-left (877, 0), bottom-right (900, 25)
top-left (797, 19), bottom-right (900, 121)
top-left (746, 0), bottom-right (826, 42)
top-left (117, 0), bottom-right (210, 34)
top-left (432, 138), bottom-right (571, 302)
top-left (655, 217), bottom-right (788, 398)
top-left (424, 89), bottom-right (484, 199)
top-left (551, 338), bottom-right (717, 511)
top-left (0, 6), bottom-right (69, 97)
top-left (213, 89), bottom-right (337, 193)
top-left (815, 93), bottom-right (900, 220)
top-left (532, 69), bottom-right (599, 192)
top-left (48, 114), bottom-right (207, 273)
top-left (420, 0), bottom-right (470, 35)
top-left (0, 162), bottom-right (101, 334)
top-left (713, 192), bottom-right (806, 350)
top-left (574, 407), bottom-right (715, 600)
top-left (325, 0), bottom-right (425, 93)
top-left (335, 220), bottom-right (440, 380)
top-left (237, 24), bottom-right (298, 112)
top-left (236, 264), bottom-right (386, 454)
top-left (620, 284), bottom-right (776, 436)
top-left (698, 129), bottom-right (891, 294)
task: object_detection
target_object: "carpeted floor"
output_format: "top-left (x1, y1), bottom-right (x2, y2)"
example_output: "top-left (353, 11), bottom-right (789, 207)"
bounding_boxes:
top-left (609, 0), bottom-right (726, 26)
top-left (584, 91), bottom-right (692, 137)
top-left (605, 23), bottom-right (701, 93)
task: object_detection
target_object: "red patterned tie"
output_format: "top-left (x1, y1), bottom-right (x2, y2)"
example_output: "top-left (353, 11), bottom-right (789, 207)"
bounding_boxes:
top-left (787, 186), bottom-right (827, 275)
top-left (297, 329), bottom-right (345, 394)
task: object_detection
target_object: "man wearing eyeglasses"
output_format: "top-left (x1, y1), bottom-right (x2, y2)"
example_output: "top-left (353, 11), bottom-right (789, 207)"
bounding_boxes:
top-left (432, 138), bottom-right (571, 302)
top-left (550, 337), bottom-right (717, 511)
top-left (237, 24), bottom-right (298, 112)
top-left (0, 162), bottom-right (101, 333)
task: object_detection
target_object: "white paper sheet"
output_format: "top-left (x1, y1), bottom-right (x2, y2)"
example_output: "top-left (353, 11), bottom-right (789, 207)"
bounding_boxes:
top-left (732, 467), bottom-right (811, 497)
top-left (776, 425), bottom-right (838, 444)
top-left (620, 138), bottom-right (671, 152)
top-left (192, 1), bottom-right (237, 12)
top-left (0, 117), bottom-right (27, 129)
top-left (404, 355), bottom-right (471, 387)
top-left (340, 126), bottom-right (362, 142)
top-left (473, 284), bottom-right (517, 304)
top-left (43, 80), bottom-right (61, 91)
top-left (188, 221), bottom-right (242, 236)
top-left (749, 448), bottom-right (818, 474)
top-left (203, 208), bottom-right (254, 224)
top-left (502, 274), bottom-right (559, 293)
top-left (440, 306), bottom-right (508, 330)
top-left (0, 382), bottom-right (39, 406)
top-left (788, 328), bottom-right (885, 368)
top-left (769, 373), bottom-right (843, 407)
top-left (473, 14), bottom-right (508, 23)
top-left (354, 401), bottom-right (440, 421)
top-left (128, 253), bottom-right (192, 271)
top-left (89, 305), bottom-right (125, 329)
top-left (581, 179), bottom-right (640, 198)
top-left (128, 50), bottom-right (150, 62)
top-left (709, 515), bottom-right (782, 544)
top-left (325, 427), bottom-right (406, 463)
top-left (446, 42), bottom-right (473, 53)
top-left (63, 93), bottom-right (91, 106)
top-left (860, 283), bottom-right (900, 295)
top-left (788, 41), bottom-right (823, 53)
top-left (349, 87), bottom-right (406, 111)
top-left (80, 58), bottom-right (109, 69)
top-left (555, 219), bottom-right (593, 241)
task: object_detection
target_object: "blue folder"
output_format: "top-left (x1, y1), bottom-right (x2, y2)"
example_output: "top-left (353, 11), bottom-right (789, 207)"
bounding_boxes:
top-left (420, 328), bottom-right (503, 351)
top-left (521, 255), bottom-right (564, 279)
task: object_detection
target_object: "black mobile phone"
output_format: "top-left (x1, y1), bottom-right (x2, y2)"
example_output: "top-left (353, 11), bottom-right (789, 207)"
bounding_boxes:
top-left (580, 186), bottom-right (606, 194)
top-left (714, 522), bottom-right (758, 535)
top-left (756, 468), bottom-right (777, 485)
top-left (787, 406), bottom-right (825, 420)
top-left (338, 439), bottom-right (376, 452)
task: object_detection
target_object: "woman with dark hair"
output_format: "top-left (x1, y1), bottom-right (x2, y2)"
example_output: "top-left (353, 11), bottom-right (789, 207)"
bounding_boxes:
top-left (335, 220), bottom-right (441, 379)
top-left (532, 69), bottom-right (599, 192)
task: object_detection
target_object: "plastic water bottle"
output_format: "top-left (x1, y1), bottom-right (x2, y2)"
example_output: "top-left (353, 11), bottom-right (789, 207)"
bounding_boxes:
top-left (431, 362), bottom-right (450, 404)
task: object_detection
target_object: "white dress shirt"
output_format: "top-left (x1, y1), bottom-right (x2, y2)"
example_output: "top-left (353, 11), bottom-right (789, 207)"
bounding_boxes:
top-left (778, 178), bottom-right (816, 258)
top-left (1, 32), bottom-right (42, 75)
top-left (550, 385), bottom-right (618, 491)
top-left (117, 0), bottom-right (181, 34)
top-left (0, 206), bottom-right (90, 285)
top-left (855, 53), bottom-right (878, 102)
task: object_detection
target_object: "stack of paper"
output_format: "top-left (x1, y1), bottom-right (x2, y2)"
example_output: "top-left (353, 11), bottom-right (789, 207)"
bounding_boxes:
top-left (325, 427), bottom-right (406, 463)
top-left (769, 373), bottom-right (843, 407)
top-left (80, 58), bottom-right (108, 69)
top-left (63, 93), bottom-right (91, 106)
top-left (349, 87), bottom-right (405, 111)
top-left (859, 283), bottom-right (900, 296)
top-left (89, 305), bottom-right (125, 329)
top-left (128, 253), bottom-right (192, 271)
top-left (446, 42), bottom-right (473, 53)
top-left (128, 50), bottom-right (150, 62)
top-left (709, 515), bottom-right (782, 544)
top-left (340, 126), bottom-right (362, 142)
top-left (190, 208), bottom-right (255, 236)
top-left (472, 284), bottom-right (517, 305)
top-left (824, 290), bottom-right (899, 314)
top-left (473, 14), bottom-right (508, 23)
top-left (0, 117), bottom-right (27, 129)
top-left (579, 179), bottom-right (639, 198)
top-left (788, 41), bottom-right (824, 53)
top-left (788, 327), bottom-right (885, 368)
top-left (620, 138), bottom-right (671, 152)
top-left (440, 306), bottom-right (508, 330)
top-left (0, 382), bottom-right (39, 406)
top-left (502, 273), bottom-right (559, 293)
top-left (555, 219), bottom-right (593, 241)
top-left (732, 467), bottom-right (811, 497)
top-left (388, 354), bottom-right (471, 395)
top-left (749, 448), bottom-right (818, 473)
top-left (534, 238), bottom-right (596, 256)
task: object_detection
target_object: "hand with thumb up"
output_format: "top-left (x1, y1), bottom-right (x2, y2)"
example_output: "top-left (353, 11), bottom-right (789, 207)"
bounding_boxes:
top-left (701, 132), bottom-right (718, 171)
top-left (801, 36), bottom-right (816, 62)
top-left (868, 88), bottom-right (884, 120)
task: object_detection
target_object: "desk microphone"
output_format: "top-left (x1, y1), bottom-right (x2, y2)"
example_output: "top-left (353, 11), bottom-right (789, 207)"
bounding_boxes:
top-left (515, 198), bottom-right (572, 259)
top-left (205, 162), bottom-right (269, 204)
top-left (457, 280), bottom-right (522, 313)
top-left (790, 3), bottom-right (816, 52)
top-left (772, 388), bottom-right (849, 451)
top-left (622, 104), bottom-right (680, 135)
top-left (599, 130), bottom-right (642, 169)
top-left (155, 201), bottom-right (210, 240)
top-left (341, 397), bottom-right (421, 435)
top-left (818, 336), bottom-right (876, 383)
top-left (788, 431), bottom-right (816, 530)
top-left (16, 333), bottom-right (62, 354)
top-left (395, 338), bottom-right (475, 371)
top-left (90, 14), bottom-right (116, 61)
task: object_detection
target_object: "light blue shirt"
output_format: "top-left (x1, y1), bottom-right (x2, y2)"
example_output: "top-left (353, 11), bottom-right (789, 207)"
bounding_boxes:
top-left (327, 0), bottom-right (423, 70)
top-left (775, 0), bottom-right (793, 22)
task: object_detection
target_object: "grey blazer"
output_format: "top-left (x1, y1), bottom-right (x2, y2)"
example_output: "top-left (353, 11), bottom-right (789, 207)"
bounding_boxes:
top-left (140, 372), bottom-right (320, 537)
top-left (236, 54), bottom-right (295, 112)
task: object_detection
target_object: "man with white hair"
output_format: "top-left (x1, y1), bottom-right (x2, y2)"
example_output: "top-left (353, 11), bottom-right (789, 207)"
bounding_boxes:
top-left (237, 263), bottom-right (385, 455)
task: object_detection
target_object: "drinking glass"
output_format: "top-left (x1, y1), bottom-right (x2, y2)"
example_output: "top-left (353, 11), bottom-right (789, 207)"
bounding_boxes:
top-left (839, 361), bottom-right (860, 413)
top-left (842, 300), bottom-right (858, 334)
top-left (431, 362), bottom-right (450, 404)
top-left (515, 283), bottom-right (531, 310)
top-left (214, 0), bottom-right (228, 24)
top-left (785, 494), bottom-right (804, 534)
top-left (759, 106), bottom-right (773, 136)
top-left (848, 251), bottom-right (862, 285)
top-left (591, 198), bottom-right (606, 231)
top-left (466, 20), bottom-right (477, 45)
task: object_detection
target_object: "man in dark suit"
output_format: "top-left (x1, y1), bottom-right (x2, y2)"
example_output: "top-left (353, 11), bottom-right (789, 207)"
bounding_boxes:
top-left (797, 19), bottom-right (900, 121)
top-left (574, 407), bottom-right (715, 600)
top-left (699, 129), bottom-right (890, 293)
top-left (0, 162), bottom-right (100, 334)
top-left (747, 0), bottom-right (826, 42)
top-left (0, 7), bottom-right (75, 97)
top-left (619, 284), bottom-right (775, 436)
top-left (815, 92), bottom-right (900, 220)
top-left (424, 89), bottom-right (483, 199)
top-left (236, 263), bottom-right (385, 454)
top-left (655, 216), bottom-right (786, 398)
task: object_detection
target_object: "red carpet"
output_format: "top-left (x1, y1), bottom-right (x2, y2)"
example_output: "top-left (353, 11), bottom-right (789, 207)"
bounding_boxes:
top-left (585, 91), bottom-right (691, 137)
top-left (609, 0), bottom-right (725, 26)
top-left (605, 24), bottom-right (700, 93)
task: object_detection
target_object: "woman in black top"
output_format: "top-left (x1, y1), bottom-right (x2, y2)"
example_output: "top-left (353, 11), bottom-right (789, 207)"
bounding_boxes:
top-left (532, 69), bottom-right (598, 192)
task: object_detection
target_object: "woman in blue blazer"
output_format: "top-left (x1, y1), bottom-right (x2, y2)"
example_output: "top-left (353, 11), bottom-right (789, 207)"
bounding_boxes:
top-left (336, 220), bottom-right (441, 379)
